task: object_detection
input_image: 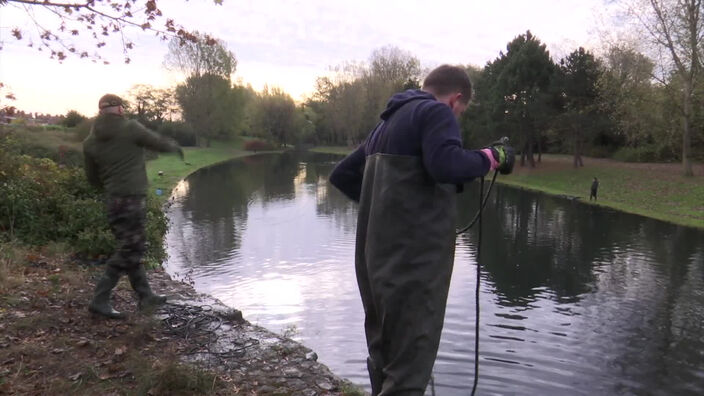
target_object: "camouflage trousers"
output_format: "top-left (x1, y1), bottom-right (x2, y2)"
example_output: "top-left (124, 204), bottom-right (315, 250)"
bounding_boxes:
top-left (105, 195), bottom-right (147, 272)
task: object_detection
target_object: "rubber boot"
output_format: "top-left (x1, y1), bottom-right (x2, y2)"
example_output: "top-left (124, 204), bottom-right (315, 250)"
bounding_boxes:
top-left (127, 265), bottom-right (167, 310)
top-left (88, 266), bottom-right (126, 319)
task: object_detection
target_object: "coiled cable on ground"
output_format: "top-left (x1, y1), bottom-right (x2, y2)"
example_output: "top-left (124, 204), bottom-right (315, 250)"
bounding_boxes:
top-left (159, 303), bottom-right (260, 360)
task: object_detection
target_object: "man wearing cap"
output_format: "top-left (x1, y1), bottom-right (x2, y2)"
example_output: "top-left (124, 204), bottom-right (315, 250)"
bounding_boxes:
top-left (83, 93), bottom-right (184, 319)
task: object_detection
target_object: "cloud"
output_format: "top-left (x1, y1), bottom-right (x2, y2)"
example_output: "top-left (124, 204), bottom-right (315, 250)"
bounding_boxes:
top-left (1, 0), bottom-right (607, 114)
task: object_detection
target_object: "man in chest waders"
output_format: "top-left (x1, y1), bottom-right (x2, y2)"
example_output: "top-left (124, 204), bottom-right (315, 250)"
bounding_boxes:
top-left (83, 94), bottom-right (184, 319)
top-left (330, 65), bottom-right (514, 395)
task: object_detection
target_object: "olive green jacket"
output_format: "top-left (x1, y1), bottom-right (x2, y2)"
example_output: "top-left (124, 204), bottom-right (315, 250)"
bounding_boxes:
top-left (83, 113), bottom-right (179, 196)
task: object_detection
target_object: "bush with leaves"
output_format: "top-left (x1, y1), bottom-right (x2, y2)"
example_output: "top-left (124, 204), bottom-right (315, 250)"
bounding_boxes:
top-left (243, 139), bottom-right (275, 152)
top-left (1, 126), bottom-right (84, 167)
top-left (62, 110), bottom-right (86, 128)
top-left (74, 118), bottom-right (94, 142)
top-left (612, 145), bottom-right (676, 163)
top-left (158, 121), bottom-right (197, 147)
top-left (0, 147), bottom-right (167, 264)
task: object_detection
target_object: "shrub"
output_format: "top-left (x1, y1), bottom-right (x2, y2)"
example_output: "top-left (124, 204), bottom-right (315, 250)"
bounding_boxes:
top-left (43, 124), bottom-right (67, 131)
top-left (158, 121), bottom-right (197, 147)
top-left (144, 195), bottom-right (168, 265)
top-left (74, 118), bottom-right (94, 141)
top-left (585, 145), bottom-right (614, 159)
top-left (244, 139), bottom-right (275, 151)
top-left (0, 126), bottom-right (85, 167)
top-left (0, 149), bottom-right (166, 261)
top-left (62, 110), bottom-right (86, 128)
top-left (612, 144), bottom-right (675, 163)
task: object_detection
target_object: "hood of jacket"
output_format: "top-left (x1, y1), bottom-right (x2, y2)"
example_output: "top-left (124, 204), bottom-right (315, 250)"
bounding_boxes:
top-left (380, 89), bottom-right (436, 120)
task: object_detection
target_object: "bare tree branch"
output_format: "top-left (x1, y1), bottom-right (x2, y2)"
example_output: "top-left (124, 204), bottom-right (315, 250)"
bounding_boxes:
top-left (2, 0), bottom-right (223, 63)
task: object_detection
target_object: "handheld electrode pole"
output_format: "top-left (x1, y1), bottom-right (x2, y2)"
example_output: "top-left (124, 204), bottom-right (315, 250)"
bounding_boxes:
top-left (455, 136), bottom-right (513, 396)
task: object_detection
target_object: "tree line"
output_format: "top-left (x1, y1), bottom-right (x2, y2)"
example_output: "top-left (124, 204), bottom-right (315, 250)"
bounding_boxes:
top-left (39, 1), bottom-right (700, 176)
top-left (133, 35), bottom-right (699, 175)
top-left (308, 35), bottom-right (702, 174)
top-left (118, 43), bottom-right (425, 150)
top-left (56, 31), bottom-right (702, 175)
top-left (460, 29), bottom-right (704, 172)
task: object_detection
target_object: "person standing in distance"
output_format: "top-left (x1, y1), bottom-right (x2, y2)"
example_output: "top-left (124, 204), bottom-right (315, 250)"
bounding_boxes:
top-left (329, 65), bottom-right (514, 395)
top-left (590, 177), bottom-right (599, 201)
top-left (83, 93), bottom-right (184, 319)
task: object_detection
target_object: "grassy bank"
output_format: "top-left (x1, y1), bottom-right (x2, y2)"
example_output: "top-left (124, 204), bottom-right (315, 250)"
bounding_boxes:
top-left (310, 146), bottom-right (356, 155)
top-left (505, 155), bottom-right (704, 229)
top-left (146, 138), bottom-right (272, 204)
top-left (312, 147), bottom-right (704, 229)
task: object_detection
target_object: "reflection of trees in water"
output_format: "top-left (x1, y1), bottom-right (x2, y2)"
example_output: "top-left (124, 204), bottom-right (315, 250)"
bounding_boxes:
top-left (177, 155), bottom-right (281, 267)
top-left (306, 156), bottom-right (359, 234)
top-left (260, 152), bottom-right (298, 200)
top-left (576, 221), bottom-right (704, 393)
top-left (173, 152), bottom-right (359, 268)
top-left (458, 183), bottom-right (703, 302)
top-left (457, 185), bottom-right (607, 304)
top-left (457, 183), bottom-right (704, 392)
top-left (631, 224), bottom-right (704, 392)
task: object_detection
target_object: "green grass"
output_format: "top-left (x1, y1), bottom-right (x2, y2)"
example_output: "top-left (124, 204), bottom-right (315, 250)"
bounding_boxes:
top-left (10, 126), bottom-right (83, 149)
top-left (146, 137), bottom-right (278, 203)
top-left (310, 146), bottom-right (357, 155)
top-left (502, 156), bottom-right (704, 229)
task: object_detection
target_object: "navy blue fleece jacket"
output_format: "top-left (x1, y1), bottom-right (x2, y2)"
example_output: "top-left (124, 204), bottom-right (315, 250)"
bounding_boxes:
top-left (329, 90), bottom-right (490, 201)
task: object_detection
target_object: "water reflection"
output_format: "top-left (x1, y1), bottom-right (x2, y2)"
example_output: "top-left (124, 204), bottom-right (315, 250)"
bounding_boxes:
top-left (165, 152), bottom-right (704, 395)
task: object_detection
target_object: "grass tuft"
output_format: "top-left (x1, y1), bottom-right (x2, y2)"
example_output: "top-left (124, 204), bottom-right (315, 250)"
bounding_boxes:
top-left (131, 356), bottom-right (222, 396)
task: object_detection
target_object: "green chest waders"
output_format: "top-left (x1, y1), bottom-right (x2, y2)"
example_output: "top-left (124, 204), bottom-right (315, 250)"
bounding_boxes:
top-left (355, 153), bottom-right (457, 395)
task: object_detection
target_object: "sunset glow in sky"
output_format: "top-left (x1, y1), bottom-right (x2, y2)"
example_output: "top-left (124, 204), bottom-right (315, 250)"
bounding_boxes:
top-left (1, 0), bottom-right (610, 116)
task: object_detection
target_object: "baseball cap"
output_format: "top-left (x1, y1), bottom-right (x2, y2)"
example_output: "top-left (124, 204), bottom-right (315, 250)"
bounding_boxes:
top-left (98, 94), bottom-right (123, 109)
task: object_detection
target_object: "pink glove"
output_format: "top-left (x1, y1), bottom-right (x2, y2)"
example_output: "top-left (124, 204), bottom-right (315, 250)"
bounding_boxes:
top-left (481, 148), bottom-right (499, 171)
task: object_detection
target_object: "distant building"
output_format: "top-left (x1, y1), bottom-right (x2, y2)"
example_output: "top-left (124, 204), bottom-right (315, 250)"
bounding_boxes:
top-left (0, 109), bottom-right (63, 125)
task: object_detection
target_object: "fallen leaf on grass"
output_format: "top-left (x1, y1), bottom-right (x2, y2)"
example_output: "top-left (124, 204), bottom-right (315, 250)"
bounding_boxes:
top-left (114, 346), bottom-right (127, 356)
top-left (76, 339), bottom-right (90, 347)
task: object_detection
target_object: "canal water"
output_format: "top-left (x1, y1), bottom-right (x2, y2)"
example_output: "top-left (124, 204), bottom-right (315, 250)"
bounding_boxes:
top-left (164, 152), bottom-right (704, 395)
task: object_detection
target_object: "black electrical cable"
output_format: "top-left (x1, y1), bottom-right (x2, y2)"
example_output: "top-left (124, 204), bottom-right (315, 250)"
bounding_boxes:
top-left (471, 175), bottom-right (484, 396)
top-left (160, 303), bottom-right (260, 359)
top-left (456, 170), bottom-right (498, 235)
top-left (454, 170), bottom-right (498, 395)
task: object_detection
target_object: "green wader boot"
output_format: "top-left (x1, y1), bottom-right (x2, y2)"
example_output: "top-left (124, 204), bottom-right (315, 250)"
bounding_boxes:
top-left (88, 266), bottom-right (126, 319)
top-left (127, 265), bottom-right (167, 310)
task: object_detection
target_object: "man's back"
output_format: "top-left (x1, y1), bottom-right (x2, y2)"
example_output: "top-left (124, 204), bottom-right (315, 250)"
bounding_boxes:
top-left (83, 113), bottom-right (176, 196)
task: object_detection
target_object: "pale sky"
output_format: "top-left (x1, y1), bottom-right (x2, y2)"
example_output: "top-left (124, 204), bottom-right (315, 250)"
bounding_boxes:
top-left (0, 0), bottom-right (610, 116)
